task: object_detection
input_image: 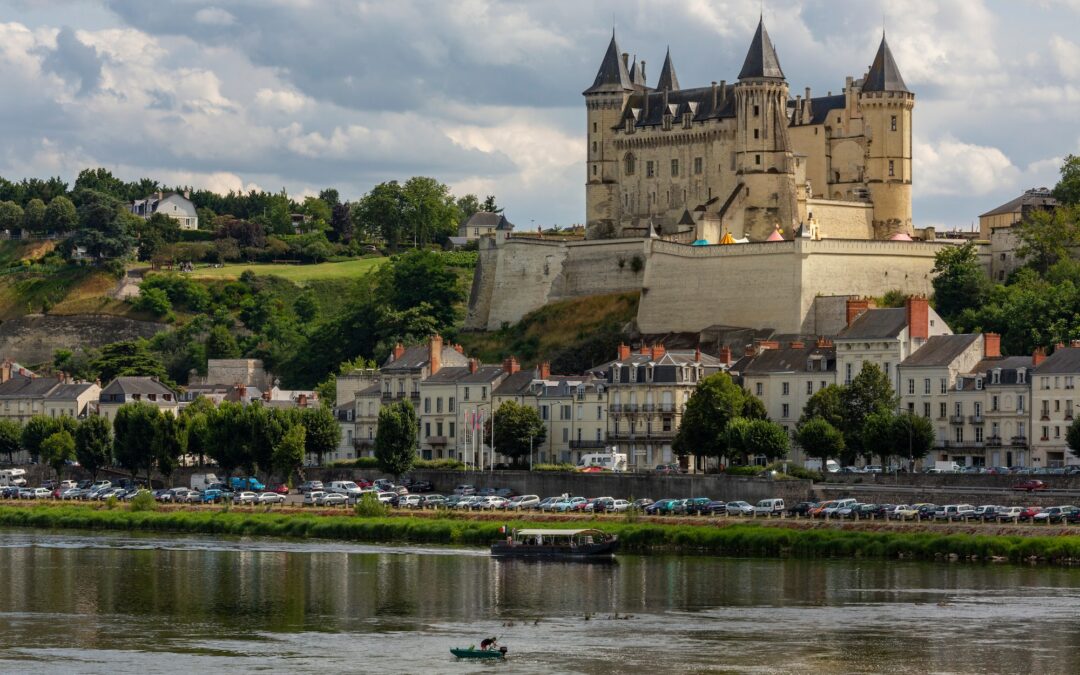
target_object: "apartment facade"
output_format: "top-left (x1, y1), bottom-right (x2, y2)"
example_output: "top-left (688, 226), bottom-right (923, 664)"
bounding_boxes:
top-left (97, 377), bottom-right (180, 421)
top-left (1032, 345), bottom-right (1080, 468)
top-left (418, 360), bottom-right (507, 463)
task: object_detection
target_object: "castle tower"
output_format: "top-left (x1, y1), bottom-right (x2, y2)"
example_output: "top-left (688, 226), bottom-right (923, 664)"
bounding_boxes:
top-left (733, 17), bottom-right (798, 239)
top-left (656, 47), bottom-right (679, 91)
top-left (860, 34), bottom-right (914, 238)
top-left (584, 31), bottom-right (634, 237)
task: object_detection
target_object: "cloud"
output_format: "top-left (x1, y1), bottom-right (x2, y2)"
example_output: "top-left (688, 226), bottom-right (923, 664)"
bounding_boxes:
top-left (40, 26), bottom-right (102, 95)
top-left (195, 7), bottom-right (236, 26)
top-left (1049, 35), bottom-right (1080, 80)
top-left (915, 136), bottom-right (1019, 197)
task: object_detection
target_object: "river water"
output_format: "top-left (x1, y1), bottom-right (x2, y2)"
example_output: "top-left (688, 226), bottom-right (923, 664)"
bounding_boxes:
top-left (1, 530), bottom-right (1079, 674)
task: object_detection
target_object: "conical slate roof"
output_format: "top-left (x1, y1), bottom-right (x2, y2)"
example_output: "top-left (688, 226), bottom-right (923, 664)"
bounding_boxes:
top-left (863, 35), bottom-right (908, 93)
top-left (656, 48), bottom-right (680, 91)
top-left (584, 32), bottom-right (632, 94)
top-left (738, 17), bottom-right (784, 80)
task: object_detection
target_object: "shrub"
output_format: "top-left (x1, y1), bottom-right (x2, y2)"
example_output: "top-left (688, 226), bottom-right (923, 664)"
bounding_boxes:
top-left (725, 465), bottom-right (765, 476)
top-left (328, 457), bottom-right (379, 469)
top-left (630, 254), bottom-right (644, 273)
top-left (130, 490), bottom-right (157, 512)
top-left (354, 492), bottom-right (388, 518)
top-left (104, 495), bottom-right (118, 510)
top-left (413, 458), bottom-right (465, 470)
top-left (532, 463), bottom-right (577, 472)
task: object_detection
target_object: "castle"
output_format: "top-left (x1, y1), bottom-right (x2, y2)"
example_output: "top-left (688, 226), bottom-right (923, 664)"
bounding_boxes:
top-left (585, 18), bottom-right (915, 243)
top-left (466, 19), bottom-right (953, 337)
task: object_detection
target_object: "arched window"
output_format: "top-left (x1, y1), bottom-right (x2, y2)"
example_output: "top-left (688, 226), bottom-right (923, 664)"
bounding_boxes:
top-left (624, 153), bottom-right (636, 176)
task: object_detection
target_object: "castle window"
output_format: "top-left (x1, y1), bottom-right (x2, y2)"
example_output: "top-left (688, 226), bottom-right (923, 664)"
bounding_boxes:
top-left (593, 122), bottom-right (597, 133)
top-left (753, 105), bottom-right (760, 116)
top-left (694, 157), bottom-right (702, 174)
top-left (592, 141), bottom-right (597, 153)
top-left (592, 165), bottom-right (597, 176)
top-left (888, 160), bottom-right (895, 177)
top-left (890, 115), bottom-right (897, 131)
top-left (670, 159), bottom-right (679, 177)
top-left (754, 129), bottom-right (759, 139)
top-left (646, 161), bottom-right (655, 178)
top-left (624, 153), bottom-right (636, 176)
top-left (755, 154), bottom-right (761, 165)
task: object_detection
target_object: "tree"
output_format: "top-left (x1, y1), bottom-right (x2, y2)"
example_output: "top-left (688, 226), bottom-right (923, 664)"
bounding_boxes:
top-left (21, 416), bottom-right (58, 463)
top-left (40, 430), bottom-right (76, 481)
top-left (44, 195), bottom-right (78, 232)
top-left (113, 402), bottom-right (162, 481)
top-left (318, 188), bottom-right (340, 207)
top-left (1013, 205), bottom-right (1080, 276)
top-left (153, 412), bottom-right (186, 483)
top-left (932, 242), bottom-right (991, 321)
top-left (205, 325), bottom-right (240, 359)
top-left (741, 418), bottom-right (790, 462)
top-left (893, 412), bottom-right (934, 468)
top-left (133, 287), bottom-right (172, 317)
top-left (300, 406), bottom-right (340, 466)
top-left (330, 201), bottom-right (353, 242)
top-left (861, 410), bottom-right (897, 467)
top-left (273, 424), bottom-right (306, 482)
top-left (492, 400), bottom-right (546, 466)
top-left (74, 190), bottom-right (138, 260)
top-left (293, 291), bottom-right (319, 323)
top-left (0, 201), bottom-right (24, 231)
top-left (796, 417), bottom-right (845, 466)
top-left (481, 195), bottom-right (501, 213)
top-left (91, 341), bottom-right (172, 385)
top-left (839, 363), bottom-right (897, 460)
top-left (381, 249), bottom-right (464, 331)
top-left (456, 194), bottom-right (481, 219)
top-left (23, 198), bottom-right (45, 231)
top-left (1053, 154), bottom-right (1080, 206)
top-left (355, 180), bottom-right (406, 250)
top-left (0, 419), bottom-right (20, 464)
top-left (74, 415), bottom-right (112, 480)
top-left (799, 384), bottom-right (844, 430)
top-left (402, 176), bottom-right (460, 246)
top-left (206, 402), bottom-right (248, 479)
top-left (673, 372), bottom-right (751, 464)
top-left (1068, 418), bottom-right (1080, 460)
top-left (374, 400), bottom-right (417, 479)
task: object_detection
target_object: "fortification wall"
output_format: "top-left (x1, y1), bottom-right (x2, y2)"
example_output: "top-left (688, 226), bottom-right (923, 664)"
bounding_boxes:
top-left (806, 198), bottom-right (874, 239)
top-left (0, 314), bottom-right (167, 364)
top-left (465, 237), bottom-right (646, 331)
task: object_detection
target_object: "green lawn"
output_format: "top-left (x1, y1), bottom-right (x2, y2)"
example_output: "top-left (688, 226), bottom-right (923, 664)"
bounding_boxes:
top-left (188, 257), bottom-right (388, 282)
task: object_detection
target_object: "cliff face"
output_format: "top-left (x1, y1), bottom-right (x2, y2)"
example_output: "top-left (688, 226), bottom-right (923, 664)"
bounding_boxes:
top-left (0, 314), bottom-right (168, 363)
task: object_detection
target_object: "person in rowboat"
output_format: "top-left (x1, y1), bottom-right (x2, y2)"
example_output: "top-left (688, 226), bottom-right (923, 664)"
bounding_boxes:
top-left (480, 637), bottom-right (498, 651)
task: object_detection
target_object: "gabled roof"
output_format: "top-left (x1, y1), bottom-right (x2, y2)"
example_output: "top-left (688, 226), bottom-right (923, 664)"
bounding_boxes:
top-left (966, 357), bottom-right (1032, 385)
top-left (835, 308), bottom-right (908, 340)
top-left (738, 17), bottom-right (784, 80)
top-left (493, 370), bottom-right (535, 396)
top-left (584, 32), bottom-right (633, 94)
top-left (1034, 347), bottom-right (1080, 375)
top-left (656, 48), bottom-right (679, 91)
top-left (460, 211), bottom-right (513, 230)
top-left (99, 376), bottom-right (176, 398)
top-left (979, 188), bottom-right (1057, 219)
top-left (0, 378), bottom-right (60, 399)
top-left (46, 383), bottom-right (97, 400)
top-left (381, 344), bottom-right (469, 373)
top-left (862, 35), bottom-right (908, 93)
top-left (741, 345), bottom-right (836, 374)
top-left (899, 334), bottom-right (980, 367)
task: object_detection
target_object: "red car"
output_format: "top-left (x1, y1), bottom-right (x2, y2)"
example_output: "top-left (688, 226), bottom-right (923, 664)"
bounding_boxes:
top-left (1011, 480), bottom-right (1047, 492)
top-left (355, 478), bottom-right (373, 488)
top-left (268, 483), bottom-right (290, 495)
top-left (1019, 506), bottom-right (1043, 522)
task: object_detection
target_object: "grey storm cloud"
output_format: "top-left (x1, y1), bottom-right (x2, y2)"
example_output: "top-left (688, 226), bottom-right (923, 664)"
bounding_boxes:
top-left (41, 26), bottom-right (103, 96)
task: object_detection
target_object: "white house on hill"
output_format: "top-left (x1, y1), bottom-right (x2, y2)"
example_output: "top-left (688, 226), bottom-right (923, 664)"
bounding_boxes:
top-left (131, 191), bottom-right (199, 230)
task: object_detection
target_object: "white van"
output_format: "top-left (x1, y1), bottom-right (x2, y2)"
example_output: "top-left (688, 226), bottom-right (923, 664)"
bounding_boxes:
top-left (326, 481), bottom-right (364, 498)
top-left (577, 452), bottom-right (628, 472)
top-left (753, 498), bottom-right (785, 517)
top-left (190, 473), bottom-right (220, 491)
top-left (0, 469), bottom-right (27, 487)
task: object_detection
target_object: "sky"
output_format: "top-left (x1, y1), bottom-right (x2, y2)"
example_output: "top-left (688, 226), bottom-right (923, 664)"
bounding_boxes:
top-left (1, 0), bottom-right (1078, 230)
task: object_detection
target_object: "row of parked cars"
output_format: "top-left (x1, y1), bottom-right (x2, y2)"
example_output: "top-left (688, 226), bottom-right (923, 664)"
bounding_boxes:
top-left (784, 499), bottom-right (1080, 523)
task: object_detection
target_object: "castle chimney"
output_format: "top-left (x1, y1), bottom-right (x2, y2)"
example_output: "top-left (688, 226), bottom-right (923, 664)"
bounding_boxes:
top-left (719, 80), bottom-right (727, 104)
top-left (621, 53), bottom-right (629, 71)
top-left (744, 344), bottom-right (755, 357)
top-left (468, 358), bottom-right (478, 374)
top-left (56, 371), bottom-right (65, 383)
top-left (618, 343), bottom-right (631, 361)
top-left (502, 356), bottom-right (520, 375)
top-left (906, 296), bottom-right (929, 341)
top-left (984, 333), bottom-right (1001, 359)
top-left (846, 297), bottom-right (871, 327)
top-left (183, 189), bottom-right (191, 200)
top-left (1072, 340), bottom-right (1080, 348)
top-left (1033, 347), bottom-right (1047, 367)
top-left (392, 343), bottom-right (405, 362)
top-left (156, 190), bottom-right (163, 201)
top-left (640, 60), bottom-right (646, 86)
top-left (263, 388), bottom-right (271, 401)
top-left (539, 362), bottom-right (550, 379)
top-left (711, 82), bottom-right (718, 110)
top-left (1056, 341), bottom-right (1066, 350)
top-left (428, 334), bottom-right (443, 375)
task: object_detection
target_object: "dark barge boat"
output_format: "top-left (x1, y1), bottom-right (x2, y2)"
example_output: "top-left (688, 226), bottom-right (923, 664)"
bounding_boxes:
top-left (490, 528), bottom-right (619, 560)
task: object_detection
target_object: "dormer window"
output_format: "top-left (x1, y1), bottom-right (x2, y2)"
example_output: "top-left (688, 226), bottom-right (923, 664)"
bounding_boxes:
top-left (991, 369), bottom-right (1001, 385)
top-left (1017, 369), bottom-right (1026, 384)
top-left (975, 377), bottom-right (983, 390)
top-left (956, 378), bottom-right (963, 391)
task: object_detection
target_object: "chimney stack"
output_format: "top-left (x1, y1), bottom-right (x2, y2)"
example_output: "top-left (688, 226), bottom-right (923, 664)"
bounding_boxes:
top-left (618, 343), bottom-right (631, 361)
top-left (790, 340), bottom-right (805, 349)
top-left (502, 356), bottom-right (520, 375)
top-left (428, 334), bottom-right (443, 375)
top-left (906, 296), bottom-right (929, 340)
top-left (816, 336), bottom-right (833, 348)
top-left (846, 297), bottom-right (872, 327)
top-left (56, 371), bottom-right (65, 384)
top-left (392, 343), bottom-right (405, 362)
top-left (454, 343), bottom-right (465, 354)
top-left (183, 189), bottom-right (191, 200)
top-left (297, 393), bottom-right (308, 408)
top-left (468, 358), bottom-right (478, 374)
top-left (1033, 347), bottom-right (1047, 367)
top-left (639, 344), bottom-right (651, 355)
top-left (539, 362), bottom-right (551, 379)
top-left (984, 333), bottom-right (1001, 359)
top-left (744, 344), bottom-right (755, 357)
top-left (717, 346), bottom-right (730, 365)
top-left (651, 344), bottom-right (666, 360)
top-left (0, 359), bottom-right (10, 383)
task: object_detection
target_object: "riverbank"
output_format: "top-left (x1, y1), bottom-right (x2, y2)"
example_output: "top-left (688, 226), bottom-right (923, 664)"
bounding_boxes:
top-left (4, 504), bottom-right (1080, 565)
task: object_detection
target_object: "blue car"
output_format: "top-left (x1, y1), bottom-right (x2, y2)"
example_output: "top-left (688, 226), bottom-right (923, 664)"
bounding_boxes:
top-left (200, 489), bottom-right (226, 503)
top-left (230, 476), bottom-right (265, 491)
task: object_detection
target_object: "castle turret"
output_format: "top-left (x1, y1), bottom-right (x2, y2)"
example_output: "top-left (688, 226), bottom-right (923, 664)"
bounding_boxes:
top-left (860, 34), bottom-right (914, 238)
top-left (656, 47), bottom-right (679, 91)
top-left (733, 17), bottom-right (798, 239)
top-left (584, 31), bottom-right (634, 236)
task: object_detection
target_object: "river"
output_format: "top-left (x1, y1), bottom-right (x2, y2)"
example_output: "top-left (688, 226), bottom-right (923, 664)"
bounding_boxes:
top-left (1, 529), bottom-right (1079, 673)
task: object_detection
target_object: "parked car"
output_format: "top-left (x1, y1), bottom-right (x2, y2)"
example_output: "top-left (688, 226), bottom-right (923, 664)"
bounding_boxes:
top-left (121, 489), bottom-right (152, 502)
top-left (1018, 506), bottom-right (1043, 522)
top-left (585, 497), bottom-right (615, 513)
top-left (630, 498), bottom-right (654, 511)
top-left (726, 501), bottom-right (754, 516)
top-left (421, 494), bottom-right (447, 509)
top-left (398, 494), bottom-right (424, 509)
top-left (327, 481), bottom-right (365, 498)
top-left (683, 497), bottom-right (714, 515)
top-left (232, 491), bottom-right (258, 505)
top-left (864, 465), bottom-right (883, 473)
top-left (257, 492), bottom-right (287, 505)
top-left (753, 498), bottom-right (785, 517)
top-left (409, 480), bottom-right (434, 493)
top-left (507, 495), bottom-right (540, 510)
top-left (303, 490), bottom-right (325, 506)
top-left (1034, 505), bottom-right (1079, 523)
top-left (268, 483), bottom-right (290, 495)
top-left (60, 488), bottom-right (84, 500)
top-left (609, 499), bottom-right (631, 513)
top-left (553, 497), bottom-right (587, 513)
top-left (28, 487), bottom-right (52, 499)
top-left (935, 504), bottom-right (976, 521)
top-left (316, 492), bottom-right (348, 507)
top-left (453, 484), bottom-right (476, 496)
top-left (821, 499), bottom-right (857, 518)
top-left (786, 501), bottom-right (817, 517)
top-left (915, 504), bottom-right (940, 519)
top-left (704, 500), bottom-right (728, 515)
top-left (888, 505), bottom-right (918, 521)
top-left (995, 506), bottom-right (1024, 522)
top-left (644, 499), bottom-right (675, 515)
top-left (200, 489), bottom-right (227, 504)
top-left (298, 481), bottom-right (323, 494)
top-left (654, 464), bottom-right (684, 474)
top-left (1011, 480), bottom-right (1047, 492)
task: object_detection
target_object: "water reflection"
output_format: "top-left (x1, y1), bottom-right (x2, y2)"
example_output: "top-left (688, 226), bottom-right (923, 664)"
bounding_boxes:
top-left (0, 530), bottom-right (1079, 674)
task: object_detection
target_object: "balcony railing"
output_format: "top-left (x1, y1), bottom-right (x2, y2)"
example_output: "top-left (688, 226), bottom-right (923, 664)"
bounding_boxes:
top-left (353, 438), bottom-right (375, 448)
top-left (969, 415), bottom-right (984, 424)
top-left (410, 391), bottom-right (420, 401)
top-left (660, 403), bottom-right (675, 412)
top-left (642, 404), bottom-right (656, 412)
top-left (569, 440), bottom-right (607, 449)
top-left (987, 436), bottom-right (1002, 447)
top-left (610, 404), bottom-right (623, 413)
top-left (1011, 435), bottom-right (1028, 446)
top-left (949, 415), bottom-right (965, 425)
top-left (427, 436), bottom-right (448, 445)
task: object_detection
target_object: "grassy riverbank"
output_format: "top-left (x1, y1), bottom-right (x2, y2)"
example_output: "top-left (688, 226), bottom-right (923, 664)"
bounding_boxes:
top-left (5, 504), bottom-right (1080, 565)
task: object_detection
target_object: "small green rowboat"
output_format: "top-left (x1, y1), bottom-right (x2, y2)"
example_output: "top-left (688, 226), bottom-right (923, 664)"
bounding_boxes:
top-left (450, 647), bottom-right (506, 659)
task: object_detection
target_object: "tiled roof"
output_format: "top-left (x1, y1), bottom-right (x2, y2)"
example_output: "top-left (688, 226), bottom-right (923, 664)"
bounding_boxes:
top-left (493, 370), bottom-right (536, 396)
top-left (0, 378), bottom-right (59, 399)
top-left (741, 346), bottom-right (836, 374)
top-left (738, 17), bottom-right (784, 80)
top-left (899, 334), bottom-right (980, 367)
top-left (1034, 347), bottom-right (1080, 374)
top-left (862, 36), bottom-right (908, 93)
top-left (835, 308), bottom-right (907, 340)
top-left (584, 32), bottom-right (632, 94)
top-left (45, 383), bottom-right (96, 400)
top-left (979, 188), bottom-right (1057, 218)
top-left (99, 376), bottom-right (176, 398)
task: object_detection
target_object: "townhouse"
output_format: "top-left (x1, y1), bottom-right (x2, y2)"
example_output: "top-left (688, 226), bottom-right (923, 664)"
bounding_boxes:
top-left (97, 377), bottom-right (179, 421)
top-left (1031, 344), bottom-right (1080, 468)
